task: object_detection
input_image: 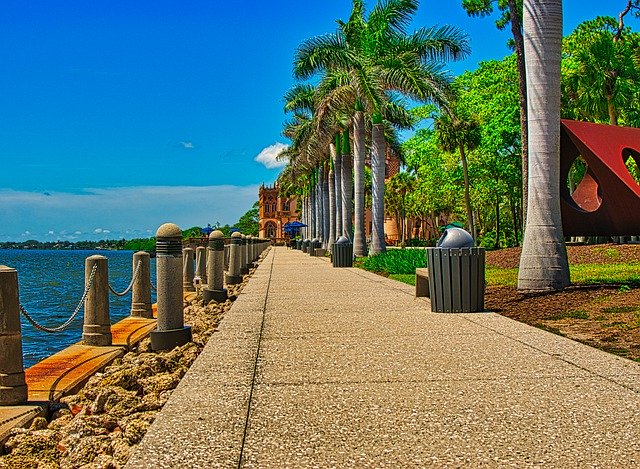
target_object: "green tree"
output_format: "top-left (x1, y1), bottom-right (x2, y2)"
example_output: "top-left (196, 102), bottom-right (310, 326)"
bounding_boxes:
top-left (454, 56), bottom-right (523, 245)
top-left (518, 0), bottom-right (570, 291)
top-left (462, 0), bottom-right (529, 222)
top-left (562, 16), bottom-right (640, 126)
top-left (434, 103), bottom-right (481, 240)
top-left (385, 171), bottom-right (416, 244)
top-left (235, 201), bottom-right (260, 236)
top-left (294, 0), bottom-right (469, 256)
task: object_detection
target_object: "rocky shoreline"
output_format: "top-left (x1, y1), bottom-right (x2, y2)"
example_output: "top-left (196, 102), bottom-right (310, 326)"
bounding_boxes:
top-left (0, 251), bottom-right (266, 469)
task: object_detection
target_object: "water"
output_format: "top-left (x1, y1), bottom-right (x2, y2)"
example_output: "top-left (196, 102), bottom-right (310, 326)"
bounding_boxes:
top-left (0, 249), bottom-right (157, 368)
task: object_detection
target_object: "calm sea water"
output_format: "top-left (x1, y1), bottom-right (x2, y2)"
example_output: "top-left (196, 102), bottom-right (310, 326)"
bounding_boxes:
top-left (0, 249), bottom-right (157, 368)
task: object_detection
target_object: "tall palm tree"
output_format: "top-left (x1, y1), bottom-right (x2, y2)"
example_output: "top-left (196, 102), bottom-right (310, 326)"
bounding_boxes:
top-left (295, 0), bottom-right (470, 255)
top-left (517, 0), bottom-right (570, 291)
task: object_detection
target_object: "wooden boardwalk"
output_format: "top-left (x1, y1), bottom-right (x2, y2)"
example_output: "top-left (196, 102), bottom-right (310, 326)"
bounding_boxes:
top-left (1, 312), bottom-right (158, 443)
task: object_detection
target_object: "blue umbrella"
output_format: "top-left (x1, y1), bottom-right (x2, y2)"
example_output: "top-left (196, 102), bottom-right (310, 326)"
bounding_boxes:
top-left (284, 221), bottom-right (307, 229)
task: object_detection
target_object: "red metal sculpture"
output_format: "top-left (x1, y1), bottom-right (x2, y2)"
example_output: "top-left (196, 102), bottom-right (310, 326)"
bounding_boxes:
top-left (560, 119), bottom-right (640, 236)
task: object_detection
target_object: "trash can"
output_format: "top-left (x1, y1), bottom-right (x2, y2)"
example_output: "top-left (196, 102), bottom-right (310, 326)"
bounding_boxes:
top-left (427, 227), bottom-right (485, 312)
top-left (309, 238), bottom-right (320, 256)
top-left (332, 236), bottom-right (353, 267)
top-left (302, 239), bottom-right (309, 253)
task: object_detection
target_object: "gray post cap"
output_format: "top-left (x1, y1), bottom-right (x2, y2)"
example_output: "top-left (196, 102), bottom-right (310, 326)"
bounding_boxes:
top-left (209, 230), bottom-right (224, 239)
top-left (156, 223), bottom-right (182, 238)
top-left (436, 226), bottom-right (474, 248)
top-left (231, 231), bottom-right (242, 238)
top-left (336, 236), bottom-right (350, 244)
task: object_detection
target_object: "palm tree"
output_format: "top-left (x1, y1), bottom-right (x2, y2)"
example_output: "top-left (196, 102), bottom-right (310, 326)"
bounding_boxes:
top-left (517, 0), bottom-right (570, 291)
top-left (294, 0), bottom-right (470, 255)
top-left (562, 16), bottom-right (640, 126)
top-left (434, 105), bottom-right (481, 240)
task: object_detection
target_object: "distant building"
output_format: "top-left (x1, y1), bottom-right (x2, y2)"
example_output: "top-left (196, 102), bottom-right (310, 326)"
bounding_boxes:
top-left (258, 184), bottom-right (300, 242)
top-left (259, 154), bottom-right (405, 244)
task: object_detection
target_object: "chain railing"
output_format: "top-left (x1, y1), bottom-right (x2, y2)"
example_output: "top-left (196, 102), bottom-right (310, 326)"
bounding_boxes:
top-left (18, 263), bottom-right (98, 333)
top-left (108, 260), bottom-right (142, 297)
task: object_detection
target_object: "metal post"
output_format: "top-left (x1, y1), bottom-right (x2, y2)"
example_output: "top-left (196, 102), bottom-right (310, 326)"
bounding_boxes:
top-left (131, 251), bottom-right (153, 318)
top-left (226, 232), bottom-right (243, 285)
top-left (82, 255), bottom-right (112, 346)
top-left (203, 230), bottom-right (228, 303)
top-left (151, 223), bottom-right (192, 351)
top-left (195, 246), bottom-right (207, 286)
top-left (182, 247), bottom-right (195, 292)
top-left (240, 235), bottom-right (249, 275)
top-left (0, 266), bottom-right (28, 405)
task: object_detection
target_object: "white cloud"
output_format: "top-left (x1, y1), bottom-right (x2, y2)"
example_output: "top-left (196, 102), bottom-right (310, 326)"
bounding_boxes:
top-left (47, 230), bottom-right (54, 235)
top-left (0, 185), bottom-right (260, 242)
top-left (254, 142), bottom-right (289, 169)
top-left (180, 141), bottom-right (195, 149)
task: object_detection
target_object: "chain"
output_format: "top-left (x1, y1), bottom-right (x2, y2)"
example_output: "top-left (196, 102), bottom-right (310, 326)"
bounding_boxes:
top-left (109, 260), bottom-right (142, 297)
top-left (0, 406), bottom-right (42, 429)
top-left (19, 263), bottom-right (98, 333)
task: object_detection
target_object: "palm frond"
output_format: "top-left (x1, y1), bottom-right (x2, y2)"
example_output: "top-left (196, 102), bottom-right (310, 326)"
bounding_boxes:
top-left (406, 25), bottom-right (471, 62)
top-left (294, 33), bottom-right (355, 80)
top-left (368, 0), bottom-right (418, 38)
top-left (283, 83), bottom-right (317, 115)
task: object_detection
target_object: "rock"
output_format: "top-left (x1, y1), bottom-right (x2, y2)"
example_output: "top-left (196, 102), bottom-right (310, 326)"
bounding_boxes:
top-left (78, 453), bottom-right (121, 468)
top-left (29, 417), bottom-right (48, 431)
top-left (59, 435), bottom-right (112, 469)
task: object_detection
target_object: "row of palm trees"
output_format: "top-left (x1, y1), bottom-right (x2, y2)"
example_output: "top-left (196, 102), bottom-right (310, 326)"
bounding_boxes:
top-left (277, 0), bottom-right (470, 255)
top-left (278, 0), bottom-right (572, 294)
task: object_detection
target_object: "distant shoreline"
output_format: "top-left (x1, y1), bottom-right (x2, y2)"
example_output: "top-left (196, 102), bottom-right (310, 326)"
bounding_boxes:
top-left (0, 238), bottom-right (155, 252)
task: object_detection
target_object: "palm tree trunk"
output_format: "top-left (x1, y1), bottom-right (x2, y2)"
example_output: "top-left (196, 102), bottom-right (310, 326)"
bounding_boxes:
top-left (518, 0), bottom-right (570, 291)
top-left (353, 111), bottom-right (367, 256)
top-left (508, 0), bottom-right (529, 228)
top-left (328, 162), bottom-right (336, 251)
top-left (333, 141), bottom-right (343, 241)
top-left (317, 168), bottom-right (324, 242)
top-left (322, 164), bottom-right (330, 248)
top-left (459, 143), bottom-right (476, 240)
top-left (370, 121), bottom-right (386, 255)
top-left (310, 179), bottom-right (316, 241)
top-left (303, 194), bottom-right (309, 239)
top-left (341, 130), bottom-right (354, 240)
top-left (606, 92), bottom-right (618, 125)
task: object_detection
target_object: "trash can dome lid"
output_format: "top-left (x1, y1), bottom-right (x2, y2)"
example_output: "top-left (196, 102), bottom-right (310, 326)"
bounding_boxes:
top-left (336, 236), bottom-right (350, 244)
top-left (311, 238), bottom-right (319, 242)
top-left (436, 226), bottom-right (474, 248)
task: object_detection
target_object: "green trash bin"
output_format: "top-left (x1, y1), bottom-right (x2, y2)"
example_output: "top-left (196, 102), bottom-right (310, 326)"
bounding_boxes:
top-left (332, 236), bottom-right (353, 267)
top-left (426, 247), bottom-right (485, 312)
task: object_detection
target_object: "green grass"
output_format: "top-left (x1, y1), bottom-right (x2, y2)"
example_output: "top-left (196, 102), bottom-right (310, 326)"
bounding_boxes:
top-left (389, 273), bottom-right (416, 285)
top-left (600, 306), bottom-right (639, 314)
top-left (548, 309), bottom-right (589, 320)
top-left (364, 255), bottom-right (640, 292)
top-left (484, 262), bottom-right (640, 288)
top-left (592, 246), bottom-right (621, 259)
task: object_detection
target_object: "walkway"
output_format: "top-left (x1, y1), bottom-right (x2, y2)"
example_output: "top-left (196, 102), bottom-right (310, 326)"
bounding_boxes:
top-left (126, 247), bottom-right (640, 468)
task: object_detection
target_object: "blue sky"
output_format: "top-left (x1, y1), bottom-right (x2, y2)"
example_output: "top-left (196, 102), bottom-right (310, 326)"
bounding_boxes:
top-left (0, 0), bottom-right (632, 241)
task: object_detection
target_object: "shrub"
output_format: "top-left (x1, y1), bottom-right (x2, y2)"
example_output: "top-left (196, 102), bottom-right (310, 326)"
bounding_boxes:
top-left (360, 249), bottom-right (427, 275)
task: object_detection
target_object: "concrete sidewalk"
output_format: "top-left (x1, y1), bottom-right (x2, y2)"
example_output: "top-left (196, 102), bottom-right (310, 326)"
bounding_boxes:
top-left (127, 246), bottom-right (640, 468)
